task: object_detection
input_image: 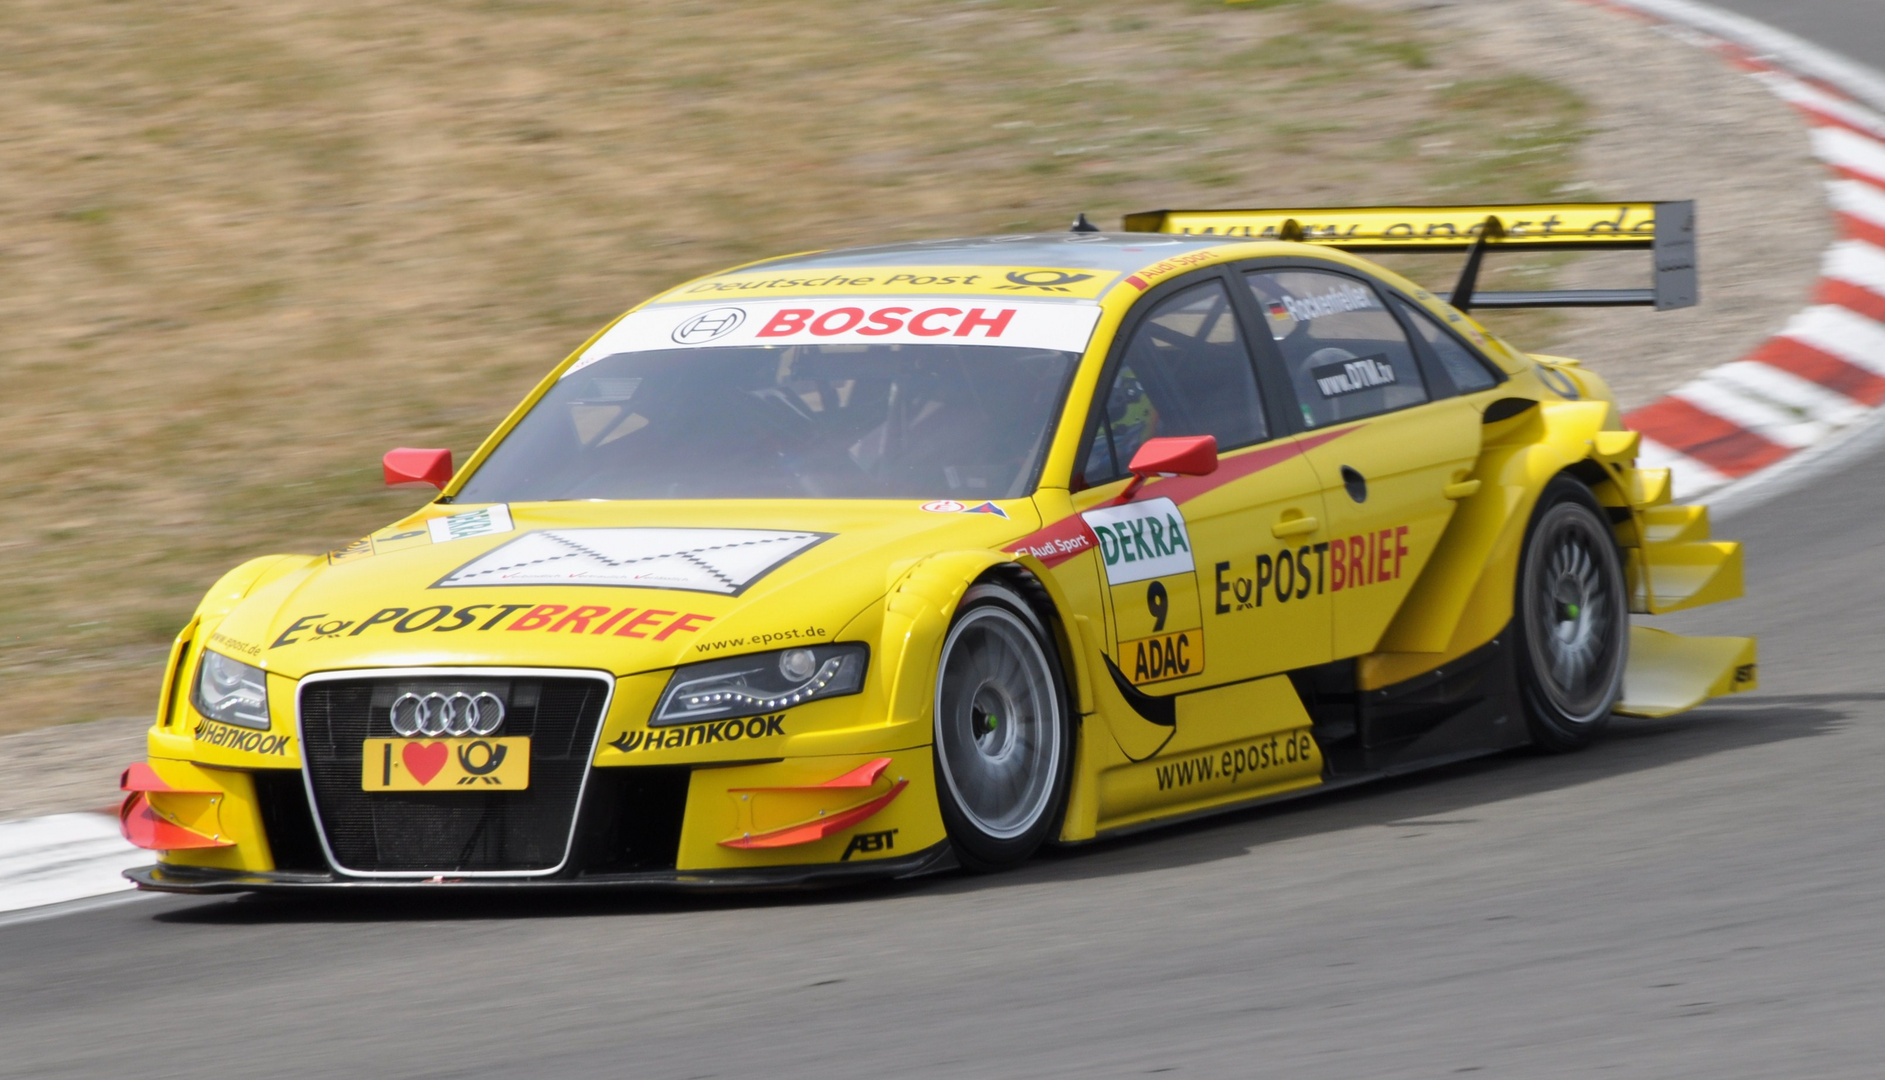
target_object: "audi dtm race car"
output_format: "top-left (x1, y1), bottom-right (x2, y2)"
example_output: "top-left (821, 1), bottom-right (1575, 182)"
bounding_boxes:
top-left (122, 201), bottom-right (1757, 891)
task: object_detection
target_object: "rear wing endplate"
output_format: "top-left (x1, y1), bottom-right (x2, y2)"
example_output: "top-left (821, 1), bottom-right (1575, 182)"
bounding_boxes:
top-left (1121, 201), bottom-right (1696, 312)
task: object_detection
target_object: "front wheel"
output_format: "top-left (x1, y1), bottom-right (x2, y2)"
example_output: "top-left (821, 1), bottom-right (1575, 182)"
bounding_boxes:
top-left (932, 581), bottom-right (1073, 871)
top-left (1514, 477), bottom-right (1629, 752)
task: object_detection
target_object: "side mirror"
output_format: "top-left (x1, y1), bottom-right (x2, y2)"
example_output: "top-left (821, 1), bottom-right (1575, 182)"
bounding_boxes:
top-left (1118, 435), bottom-right (1218, 503)
top-left (383, 447), bottom-right (453, 490)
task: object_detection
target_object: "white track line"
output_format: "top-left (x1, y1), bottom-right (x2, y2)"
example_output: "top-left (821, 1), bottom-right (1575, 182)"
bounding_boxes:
top-left (1668, 379), bottom-right (1830, 449)
top-left (1635, 436), bottom-right (1732, 501)
top-left (1820, 238), bottom-right (1885, 293)
top-left (1752, 70), bottom-right (1885, 138)
top-left (1707, 359), bottom-right (1868, 426)
top-left (1826, 177), bottom-right (1885, 231)
top-left (1814, 126), bottom-right (1885, 185)
top-left (0, 813), bottom-right (143, 915)
top-left (1778, 304), bottom-right (1885, 376)
top-left (0, 891), bottom-right (150, 931)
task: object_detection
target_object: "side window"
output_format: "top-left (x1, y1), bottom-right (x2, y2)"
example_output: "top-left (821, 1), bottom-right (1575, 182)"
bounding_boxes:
top-left (1083, 278), bottom-right (1268, 484)
top-left (1392, 297), bottom-right (1502, 393)
top-left (1246, 269), bottom-right (1428, 428)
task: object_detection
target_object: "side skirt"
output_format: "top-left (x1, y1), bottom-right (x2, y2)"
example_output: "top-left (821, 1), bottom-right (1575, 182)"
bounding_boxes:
top-left (1293, 625), bottom-right (1531, 778)
top-left (1076, 630), bottom-right (1533, 844)
top-left (1078, 745), bottom-right (1509, 844)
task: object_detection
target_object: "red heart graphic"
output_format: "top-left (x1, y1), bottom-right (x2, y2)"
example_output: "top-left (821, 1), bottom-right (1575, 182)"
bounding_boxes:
top-left (402, 741), bottom-right (448, 785)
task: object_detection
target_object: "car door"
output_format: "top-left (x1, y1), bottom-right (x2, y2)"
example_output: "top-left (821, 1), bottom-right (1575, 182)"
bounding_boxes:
top-left (1074, 271), bottom-right (1333, 694)
top-left (1239, 264), bottom-right (1484, 659)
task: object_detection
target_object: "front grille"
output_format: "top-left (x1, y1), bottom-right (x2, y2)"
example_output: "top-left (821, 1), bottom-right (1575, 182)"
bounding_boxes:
top-left (299, 673), bottom-right (610, 874)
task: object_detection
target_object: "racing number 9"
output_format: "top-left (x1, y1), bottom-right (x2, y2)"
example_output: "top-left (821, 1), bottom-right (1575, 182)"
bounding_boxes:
top-left (1147, 580), bottom-right (1168, 633)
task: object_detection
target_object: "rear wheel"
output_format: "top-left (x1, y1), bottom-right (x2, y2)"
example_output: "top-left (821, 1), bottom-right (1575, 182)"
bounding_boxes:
top-left (1514, 477), bottom-right (1629, 751)
top-left (932, 581), bottom-right (1072, 870)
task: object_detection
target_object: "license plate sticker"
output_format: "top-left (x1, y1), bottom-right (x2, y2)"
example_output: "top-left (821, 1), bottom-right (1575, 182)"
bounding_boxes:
top-left (362, 737), bottom-right (531, 791)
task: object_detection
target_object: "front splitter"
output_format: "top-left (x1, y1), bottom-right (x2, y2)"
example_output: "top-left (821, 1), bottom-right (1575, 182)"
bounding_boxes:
top-left (125, 841), bottom-right (958, 895)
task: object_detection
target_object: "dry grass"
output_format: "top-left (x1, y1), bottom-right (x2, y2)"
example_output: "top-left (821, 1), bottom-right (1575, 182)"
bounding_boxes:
top-left (0, 0), bottom-right (1588, 733)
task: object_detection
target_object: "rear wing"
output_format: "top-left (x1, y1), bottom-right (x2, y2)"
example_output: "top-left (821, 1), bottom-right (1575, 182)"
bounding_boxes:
top-left (1120, 201), bottom-right (1696, 312)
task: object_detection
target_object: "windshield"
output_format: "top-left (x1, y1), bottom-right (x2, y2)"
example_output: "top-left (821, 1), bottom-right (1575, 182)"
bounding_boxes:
top-left (455, 343), bottom-right (1080, 501)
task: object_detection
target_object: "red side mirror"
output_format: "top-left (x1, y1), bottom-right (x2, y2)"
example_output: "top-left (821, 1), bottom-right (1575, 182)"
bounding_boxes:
top-left (1127, 435), bottom-right (1219, 478)
top-left (383, 448), bottom-right (453, 490)
top-left (1116, 436), bottom-right (1217, 504)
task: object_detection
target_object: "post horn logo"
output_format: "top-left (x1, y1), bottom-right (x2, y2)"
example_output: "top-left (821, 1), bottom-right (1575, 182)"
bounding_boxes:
top-left (671, 306), bottom-right (747, 344)
top-left (997, 269), bottom-right (1096, 292)
top-left (455, 740), bottom-right (509, 781)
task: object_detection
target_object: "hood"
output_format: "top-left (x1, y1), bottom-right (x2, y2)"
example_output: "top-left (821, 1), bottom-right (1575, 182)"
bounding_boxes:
top-left (207, 498), bottom-right (1042, 679)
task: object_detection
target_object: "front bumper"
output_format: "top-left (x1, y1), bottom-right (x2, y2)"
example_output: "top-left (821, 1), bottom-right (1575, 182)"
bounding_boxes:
top-left (124, 744), bottom-right (948, 891)
top-left (134, 654), bottom-right (949, 890)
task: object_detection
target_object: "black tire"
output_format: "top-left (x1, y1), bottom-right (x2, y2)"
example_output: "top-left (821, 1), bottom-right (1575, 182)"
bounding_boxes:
top-left (932, 580), bottom-right (1074, 871)
top-left (1514, 476), bottom-right (1629, 752)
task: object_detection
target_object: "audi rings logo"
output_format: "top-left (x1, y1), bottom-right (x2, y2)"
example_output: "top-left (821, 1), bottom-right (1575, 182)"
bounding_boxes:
top-left (671, 307), bottom-right (746, 344)
top-left (389, 691), bottom-right (505, 737)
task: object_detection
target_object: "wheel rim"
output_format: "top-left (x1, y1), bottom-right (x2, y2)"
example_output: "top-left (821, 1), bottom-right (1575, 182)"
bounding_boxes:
top-left (934, 605), bottom-right (1061, 840)
top-left (1523, 504), bottom-right (1624, 723)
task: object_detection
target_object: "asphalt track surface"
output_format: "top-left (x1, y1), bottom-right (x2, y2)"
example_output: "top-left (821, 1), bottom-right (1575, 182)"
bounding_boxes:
top-left (10, 14), bottom-right (1885, 1080)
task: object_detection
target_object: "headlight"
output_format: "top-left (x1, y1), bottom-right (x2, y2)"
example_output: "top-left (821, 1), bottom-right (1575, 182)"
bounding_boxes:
top-left (192, 649), bottom-right (271, 730)
top-left (652, 644), bottom-right (867, 727)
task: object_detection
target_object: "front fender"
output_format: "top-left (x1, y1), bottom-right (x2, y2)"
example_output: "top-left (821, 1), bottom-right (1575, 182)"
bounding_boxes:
top-left (880, 551), bottom-right (1021, 731)
top-left (879, 549), bottom-right (1089, 725)
top-left (194, 554), bottom-right (323, 621)
top-left (149, 553), bottom-right (323, 753)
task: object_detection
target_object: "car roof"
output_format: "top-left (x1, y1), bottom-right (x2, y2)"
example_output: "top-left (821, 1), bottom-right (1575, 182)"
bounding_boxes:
top-left (744, 232), bottom-right (1230, 273)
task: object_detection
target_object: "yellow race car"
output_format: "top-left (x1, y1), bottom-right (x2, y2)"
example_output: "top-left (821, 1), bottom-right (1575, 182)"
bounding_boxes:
top-left (121, 201), bottom-right (1755, 891)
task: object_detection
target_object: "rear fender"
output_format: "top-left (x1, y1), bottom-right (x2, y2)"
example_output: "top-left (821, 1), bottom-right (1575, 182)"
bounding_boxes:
top-left (1611, 507), bottom-right (1745, 616)
top-left (1578, 435), bottom-right (1745, 616)
top-left (1364, 400), bottom-right (1605, 687)
top-left (1367, 396), bottom-right (1750, 702)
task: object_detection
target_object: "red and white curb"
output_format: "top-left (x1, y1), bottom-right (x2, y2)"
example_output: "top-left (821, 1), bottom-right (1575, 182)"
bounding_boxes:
top-left (0, 813), bottom-right (143, 918)
top-left (1597, 0), bottom-right (1885, 503)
